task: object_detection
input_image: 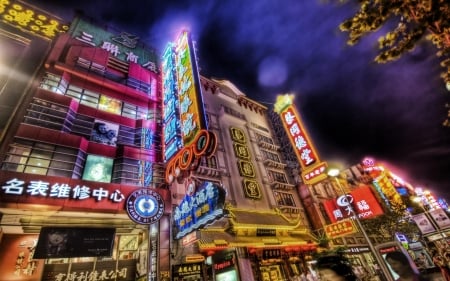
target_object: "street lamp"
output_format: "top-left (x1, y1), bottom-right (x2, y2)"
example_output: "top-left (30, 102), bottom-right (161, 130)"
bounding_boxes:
top-left (327, 168), bottom-right (391, 280)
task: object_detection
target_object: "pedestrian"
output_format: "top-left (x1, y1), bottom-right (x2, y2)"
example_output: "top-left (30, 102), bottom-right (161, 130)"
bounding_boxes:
top-left (315, 255), bottom-right (358, 281)
top-left (385, 251), bottom-right (429, 281)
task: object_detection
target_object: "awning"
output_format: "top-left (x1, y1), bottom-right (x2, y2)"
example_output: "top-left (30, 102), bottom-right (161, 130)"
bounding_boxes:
top-left (197, 230), bottom-right (317, 252)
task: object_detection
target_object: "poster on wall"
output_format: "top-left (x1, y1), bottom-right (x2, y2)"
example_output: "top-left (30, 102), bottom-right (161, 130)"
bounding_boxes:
top-left (34, 227), bottom-right (115, 259)
top-left (90, 119), bottom-right (119, 146)
top-left (82, 155), bottom-right (114, 183)
top-left (429, 209), bottom-right (450, 229)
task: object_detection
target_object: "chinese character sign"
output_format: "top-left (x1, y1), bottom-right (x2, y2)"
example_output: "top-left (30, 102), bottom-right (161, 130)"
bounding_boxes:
top-left (175, 31), bottom-right (207, 146)
top-left (279, 105), bottom-right (318, 169)
top-left (323, 186), bottom-right (384, 223)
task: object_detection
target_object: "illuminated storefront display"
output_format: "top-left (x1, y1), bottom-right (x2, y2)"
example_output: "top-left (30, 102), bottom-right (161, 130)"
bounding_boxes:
top-left (323, 186), bottom-right (384, 223)
top-left (173, 182), bottom-right (226, 239)
top-left (82, 155), bottom-right (114, 183)
top-left (172, 262), bottom-right (203, 281)
top-left (212, 250), bottom-right (240, 281)
top-left (0, 0), bottom-right (69, 39)
top-left (274, 94), bottom-right (327, 185)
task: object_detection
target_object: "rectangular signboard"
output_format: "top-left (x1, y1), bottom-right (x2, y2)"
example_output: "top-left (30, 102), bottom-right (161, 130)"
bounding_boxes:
top-left (34, 227), bottom-right (115, 258)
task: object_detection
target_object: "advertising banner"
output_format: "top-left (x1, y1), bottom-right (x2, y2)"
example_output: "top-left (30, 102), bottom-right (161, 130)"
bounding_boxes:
top-left (412, 213), bottom-right (435, 234)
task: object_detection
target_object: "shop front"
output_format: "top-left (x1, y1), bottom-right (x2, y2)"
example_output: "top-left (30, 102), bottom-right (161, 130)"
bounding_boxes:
top-left (0, 171), bottom-right (171, 281)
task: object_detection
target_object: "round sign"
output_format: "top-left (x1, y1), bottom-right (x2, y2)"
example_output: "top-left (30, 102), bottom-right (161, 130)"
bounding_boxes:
top-left (126, 189), bottom-right (164, 224)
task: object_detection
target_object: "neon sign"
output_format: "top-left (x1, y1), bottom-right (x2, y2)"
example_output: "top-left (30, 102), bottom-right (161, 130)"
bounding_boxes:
top-left (1, 178), bottom-right (125, 203)
top-left (0, 1), bottom-right (69, 40)
top-left (175, 31), bottom-right (207, 145)
top-left (162, 43), bottom-right (183, 162)
top-left (323, 186), bottom-right (384, 223)
top-left (162, 31), bottom-right (216, 184)
top-left (173, 182), bottom-right (225, 239)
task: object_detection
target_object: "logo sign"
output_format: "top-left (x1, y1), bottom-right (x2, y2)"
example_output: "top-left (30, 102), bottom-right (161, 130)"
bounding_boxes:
top-left (323, 186), bottom-right (384, 223)
top-left (324, 219), bottom-right (357, 238)
top-left (126, 189), bottom-right (164, 224)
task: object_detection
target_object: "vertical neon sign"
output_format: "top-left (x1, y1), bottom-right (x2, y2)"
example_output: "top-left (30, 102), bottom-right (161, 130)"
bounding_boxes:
top-left (274, 94), bottom-right (327, 184)
top-left (175, 31), bottom-right (207, 146)
top-left (162, 43), bottom-right (183, 162)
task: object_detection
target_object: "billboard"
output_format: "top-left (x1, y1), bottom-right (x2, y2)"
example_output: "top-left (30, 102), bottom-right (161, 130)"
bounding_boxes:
top-left (323, 185), bottom-right (384, 223)
top-left (34, 227), bottom-right (115, 259)
top-left (91, 120), bottom-right (119, 146)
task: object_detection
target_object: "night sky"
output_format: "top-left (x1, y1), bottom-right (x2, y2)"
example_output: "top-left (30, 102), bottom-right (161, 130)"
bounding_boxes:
top-left (38, 0), bottom-right (450, 199)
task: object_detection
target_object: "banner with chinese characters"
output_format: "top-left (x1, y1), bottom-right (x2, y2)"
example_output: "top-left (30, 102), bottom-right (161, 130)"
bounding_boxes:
top-left (323, 186), bottom-right (384, 223)
top-left (230, 126), bottom-right (262, 200)
top-left (0, 171), bottom-right (170, 213)
top-left (274, 95), bottom-right (320, 170)
top-left (324, 219), bottom-right (357, 239)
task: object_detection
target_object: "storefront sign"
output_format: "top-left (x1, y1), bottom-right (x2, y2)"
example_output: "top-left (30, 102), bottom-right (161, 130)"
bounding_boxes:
top-left (71, 18), bottom-right (157, 68)
top-left (173, 182), bottom-right (226, 239)
top-left (323, 186), bottom-right (384, 223)
top-left (172, 262), bottom-right (203, 279)
top-left (0, 171), bottom-right (170, 213)
top-left (34, 227), bottom-right (115, 258)
top-left (42, 259), bottom-right (136, 281)
top-left (1, 177), bottom-right (124, 202)
top-left (324, 219), bottom-right (357, 238)
top-left (0, 0), bottom-right (69, 39)
top-left (274, 94), bottom-right (320, 170)
top-left (126, 189), bottom-right (165, 224)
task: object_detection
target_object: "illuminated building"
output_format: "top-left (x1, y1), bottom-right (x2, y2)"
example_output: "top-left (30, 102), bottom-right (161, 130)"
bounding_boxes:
top-left (165, 73), bottom-right (317, 279)
top-left (0, 7), bottom-right (170, 281)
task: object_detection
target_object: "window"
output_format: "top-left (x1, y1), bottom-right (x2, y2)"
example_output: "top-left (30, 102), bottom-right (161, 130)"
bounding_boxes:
top-left (200, 156), bottom-right (218, 169)
top-left (39, 73), bottom-right (67, 94)
top-left (261, 150), bottom-right (280, 162)
top-left (112, 158), bottom-right (142, 186)
top-left (24, 98), bottom-right (71, 132)
top-left (65, 85), bottom-right (100, 109)
top-left (255, 133), bottom-right (274, 145)
top-left (1, 140), bottom-right (85, 178)
top-left (268, 170), bottom-right (288, 183)
top-left (39, 75), bottom-right (153, 120)
top-left (273, 191), bottom-right (296, 207)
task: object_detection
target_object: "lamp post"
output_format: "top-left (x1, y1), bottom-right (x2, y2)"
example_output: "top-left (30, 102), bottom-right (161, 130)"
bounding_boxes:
top-left (327, 168), bottom-right (391, 281)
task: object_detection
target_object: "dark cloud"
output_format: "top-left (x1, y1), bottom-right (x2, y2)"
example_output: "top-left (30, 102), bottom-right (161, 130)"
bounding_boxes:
top-left (39, 0), bottom-right (450, 199)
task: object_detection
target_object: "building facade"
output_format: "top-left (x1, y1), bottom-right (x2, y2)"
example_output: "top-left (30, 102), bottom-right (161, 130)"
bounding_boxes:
top-left (0, 11), bottom-right (171, 281)
top-left (168, 77), bottom-right (317, 281)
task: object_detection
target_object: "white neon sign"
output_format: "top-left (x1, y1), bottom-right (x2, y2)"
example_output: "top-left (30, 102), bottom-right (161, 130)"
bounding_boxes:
top-left (2, 178), bottom-right (125, 203)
